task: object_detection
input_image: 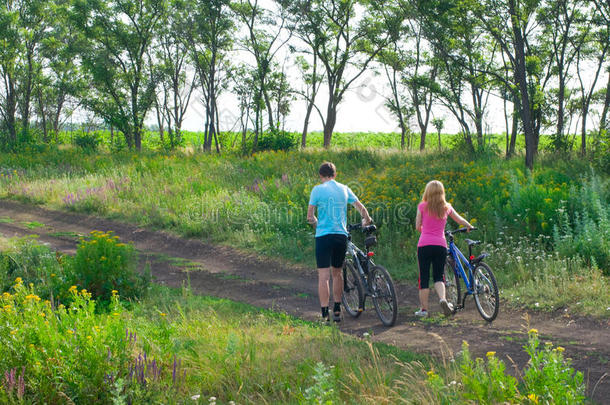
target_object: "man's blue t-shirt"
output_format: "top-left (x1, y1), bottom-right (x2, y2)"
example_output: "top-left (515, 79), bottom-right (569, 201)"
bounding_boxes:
top-left (309, 180), bottom-right (358, 237)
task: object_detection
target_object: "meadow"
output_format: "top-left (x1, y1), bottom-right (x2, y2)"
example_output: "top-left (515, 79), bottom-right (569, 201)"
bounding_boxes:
top-left (0, 139), bottom-right (608, 317)
top-left (0, 235), bottom-right (585, 403)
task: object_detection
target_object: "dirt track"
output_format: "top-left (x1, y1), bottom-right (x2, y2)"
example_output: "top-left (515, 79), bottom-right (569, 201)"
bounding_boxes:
top-left (0, 199), bottom-right (608, 403)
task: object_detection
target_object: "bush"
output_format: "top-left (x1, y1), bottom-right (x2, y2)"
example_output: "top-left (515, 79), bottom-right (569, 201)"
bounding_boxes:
top-left (256, 130), bottom-right (297, 152)
top-left (73, 131), bottom-right (101, 153)
top-left (70, 231), bottom-right (149, 303)
top-left (0, 236), bottom-right (69, 302)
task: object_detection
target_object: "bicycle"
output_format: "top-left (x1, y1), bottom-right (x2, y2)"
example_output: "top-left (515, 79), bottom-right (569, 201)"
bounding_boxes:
top-left (443, 227), bottom-right (499, 322)
top-left (341, 223), bottom-right (398, 326)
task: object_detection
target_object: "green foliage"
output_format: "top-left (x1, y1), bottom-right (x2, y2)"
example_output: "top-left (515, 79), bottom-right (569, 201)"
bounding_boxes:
top-left (456, 331), bottom-right (585, 404)
top-left (304, 362), bottom-right (338, 404)
top-left (522, 329), bottom-right (585, 404)
top-left (71, 231), bottom-right (149, 303)
top-left (257, 129), bottom-right (298, 152)
top-left (73, 131), bottom-right (101, 153)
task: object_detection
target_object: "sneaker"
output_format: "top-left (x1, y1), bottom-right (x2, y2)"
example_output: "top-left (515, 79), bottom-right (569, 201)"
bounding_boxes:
top-left (333, 311), bottom-right (341, 323)
top-left (414, 309), bottom-right (428, 317)
top-left (440, 299), bottom-right (454, 316)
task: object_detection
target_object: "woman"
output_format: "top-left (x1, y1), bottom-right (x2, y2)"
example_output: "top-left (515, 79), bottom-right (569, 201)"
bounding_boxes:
top-left (415, 180), bottom-right (473, 317)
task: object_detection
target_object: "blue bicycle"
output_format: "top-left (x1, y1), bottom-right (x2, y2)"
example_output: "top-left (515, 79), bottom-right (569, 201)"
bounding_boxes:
top-left (444, 228), bottom-right (499, 322)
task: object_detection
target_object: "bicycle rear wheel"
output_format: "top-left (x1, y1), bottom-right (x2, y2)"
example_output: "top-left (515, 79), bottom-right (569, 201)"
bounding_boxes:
top-left (473, 262), bottom-right (499, 322)
top-left (341, 260), bottom-right (364, 317)
top-left (444, 261), bottom-right (460, 314)
top-left (369, 265), bottom-right (398, 326)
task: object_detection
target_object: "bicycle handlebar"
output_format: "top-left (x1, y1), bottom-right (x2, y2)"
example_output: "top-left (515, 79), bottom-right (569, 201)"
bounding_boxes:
top-left (445, 227), bottom-right (478, 236)
top-left (348, 223), bottom-right (377, 233)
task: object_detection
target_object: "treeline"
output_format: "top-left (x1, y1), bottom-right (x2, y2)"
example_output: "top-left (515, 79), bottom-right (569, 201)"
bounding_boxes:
top-left (1, 0), bottom-right (609, 168)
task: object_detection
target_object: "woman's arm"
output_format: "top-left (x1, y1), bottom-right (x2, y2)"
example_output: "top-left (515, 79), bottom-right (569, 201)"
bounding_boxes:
top-left (415, 208), bottom-right (422, 232)
top-left (449, 208), bottom-right (474, 229)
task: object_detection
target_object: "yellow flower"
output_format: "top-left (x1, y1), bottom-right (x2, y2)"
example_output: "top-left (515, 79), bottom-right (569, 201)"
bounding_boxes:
top-left (100, 256), bottom-right (106, 261)
top-left (10, 330), bottom-right (17, 335)
top-left (69, 285), bottom-right (78, 293)
top-left (486, 351), bottom-right (496, 358)
top-left (39, 312), bottom-right (46, 317)
top-left (426, 370), bottom-right (436, 378)
top-left (50, 273), bottom-right (56, 277)
top-left (528, 328), bottom-right (538, 335)
top-left (87, 335), bottom-right (92, 340)
top-left (160, 312), bottom-right (167, 317)
top-left (111, 290), bottom-right (118, 295)
top-left (25, 294), bottom-right (41, 302)
top-left (527, 393), bottom-right (539, 404)
top-left (67, 330), bottom-right (74, 335)
top-left (556, 346), bottom-right (565, 353)
top-left (113, 312), bottom-right (120, 317)
top-left (14, 277), bottom-right (22, 284)
top-left (81, 289), bottom-right (87, 294)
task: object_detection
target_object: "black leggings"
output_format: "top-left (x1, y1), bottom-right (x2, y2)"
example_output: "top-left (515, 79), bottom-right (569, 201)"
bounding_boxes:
top-left (417, 245), bottom-right (447, 289)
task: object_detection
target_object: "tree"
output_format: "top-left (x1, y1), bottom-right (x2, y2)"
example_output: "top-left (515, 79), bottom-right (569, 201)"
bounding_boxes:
top-left (281, 0), bottom-right (394, 148)
top-left (591, 0), bottom-right (610, 137)
top-left (71, 0), bottom-right (165, 150)
top-left (154, 0), bottom-right (198, 149)
top-left (232, 0), bottom-right (290, 151)
top-left (181, 0), bottom-right (234, 152)
top-left (432, 117), bottom-right (444, 151)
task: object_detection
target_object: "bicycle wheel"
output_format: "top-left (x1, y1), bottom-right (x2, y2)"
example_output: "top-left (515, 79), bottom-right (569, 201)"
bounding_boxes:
top-left (341, 260), bottom-right (364, 318)
top-left (369, 265), bottom-right (398, 326)
top-left (444, 261), bottom-right (460, 314)
top-left (473, 262), bottom-right (499, 322)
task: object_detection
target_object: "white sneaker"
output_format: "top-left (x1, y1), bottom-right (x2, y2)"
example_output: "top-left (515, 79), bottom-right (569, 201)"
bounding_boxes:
top-left (414, 309), bottom-right (428, 317)
top-left (440, 299), bottom-right (454, 316)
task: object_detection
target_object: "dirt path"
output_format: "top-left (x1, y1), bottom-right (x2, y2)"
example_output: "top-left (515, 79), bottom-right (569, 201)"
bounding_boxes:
top-left (0, 199), bottom-right (608, 403)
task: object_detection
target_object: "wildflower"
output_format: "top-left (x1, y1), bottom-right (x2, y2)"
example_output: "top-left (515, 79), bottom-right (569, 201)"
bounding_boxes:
top-left (486, 351), bottom-right (496, 358)
top-left (191, 395), bottom-right (201, 400)
top-left (25, 294), bottom-right (41, 302)
top-left (111, 290), bottom-right (118, 295)
top-left (10, 330), bottom-right (17, 335)
top-left (50, 273), bottom-right (56, 277)
top-left (528, 393), bottom-right (539, 403)
top-left (113, 312), bottom-right (120, 317)
top-left (556, 346), bottom-right (565, 353)
top-left (67, 330), bottom-right (74, 335)
top-left (160, 312), bottom-right (167, 317)
top-left (100, 256), bottom-right (106, 261)
top-left (426, 370), bottom-right (436, 378)
top-left (87, 335), bottom-right (92, 340)
top-left (14, 277), bottom-right (22, 284)
top-left (529, 328), bottom-right (538, 335)
top-left (69, 285), bottom-right (78, 293)
top-left (39, 312), bottom-right (45, 317)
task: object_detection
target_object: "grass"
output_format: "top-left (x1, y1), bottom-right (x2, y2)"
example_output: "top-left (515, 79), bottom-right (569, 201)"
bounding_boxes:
top-left (0, 237), bottom-right (588, 403)
top-left (0, 144), bottom-right (608, 317)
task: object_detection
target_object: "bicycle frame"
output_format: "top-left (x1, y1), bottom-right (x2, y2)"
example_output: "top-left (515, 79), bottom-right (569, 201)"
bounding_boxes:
top-left (447, 240), bottom-right (475, 295)
top-left (346, 239), bottom-right (373, 296)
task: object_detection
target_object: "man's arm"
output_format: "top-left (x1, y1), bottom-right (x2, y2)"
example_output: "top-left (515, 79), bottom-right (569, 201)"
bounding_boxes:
top-left (353, 200), bottom-right (372, 225)
top-left (307, 204), bottom-right (317, 229)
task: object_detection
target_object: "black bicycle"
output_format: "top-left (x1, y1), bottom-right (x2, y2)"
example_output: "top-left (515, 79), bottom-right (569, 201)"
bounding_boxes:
top-left (341, 223), bottom-right (398, 326)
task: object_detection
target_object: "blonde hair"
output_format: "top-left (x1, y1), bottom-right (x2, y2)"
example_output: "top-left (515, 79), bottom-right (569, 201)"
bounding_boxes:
top-left (422, 180), bottom-right (449, 219)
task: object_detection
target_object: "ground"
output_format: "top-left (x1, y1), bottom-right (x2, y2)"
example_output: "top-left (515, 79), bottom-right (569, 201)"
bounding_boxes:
top-left (0, 199), bottom-right (608, 403)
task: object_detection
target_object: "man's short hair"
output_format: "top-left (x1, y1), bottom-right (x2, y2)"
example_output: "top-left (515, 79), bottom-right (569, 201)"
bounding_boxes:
top-left (319, 162), bottom-right (336, 178)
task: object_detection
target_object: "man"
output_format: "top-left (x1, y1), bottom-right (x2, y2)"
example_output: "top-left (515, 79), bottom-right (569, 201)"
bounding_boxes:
top-left (307, 162), bottom-right (372, 322)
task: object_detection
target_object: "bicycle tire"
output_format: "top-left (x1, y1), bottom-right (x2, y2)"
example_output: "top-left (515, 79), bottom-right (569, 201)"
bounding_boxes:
top-left (473, 262), bottom-right (499, 322)
top-left (369, 265), bottom-right (398, 326)
top-left (341, 260), bottom-right (364, 318)
top-left (444, 261), bottom-right (460, 314)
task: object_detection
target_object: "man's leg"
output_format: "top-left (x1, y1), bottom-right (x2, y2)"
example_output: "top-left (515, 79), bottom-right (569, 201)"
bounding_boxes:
top-left (318, 267), bottom-right (331, 318)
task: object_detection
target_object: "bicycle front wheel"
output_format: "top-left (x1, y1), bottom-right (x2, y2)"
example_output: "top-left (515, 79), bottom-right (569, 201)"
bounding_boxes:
top-left (369, 265), bottom-right (398, 326)
top-left (444, 261), bottom-right (460, 314)
top-left (473, 262), bottom-right (499, 322)
top-left (341, 260), bottom-right (364, 317)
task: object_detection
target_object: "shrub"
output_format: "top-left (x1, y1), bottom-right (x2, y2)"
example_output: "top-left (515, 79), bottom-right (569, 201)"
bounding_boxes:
top-left (0, 236), bottom-right (69, 302)
top-left (256, 130), bottom-right (297, 152)
top-left (70, 231), bottom-right (149, 303)
top-left (73, 131), bottom-right (101, 153)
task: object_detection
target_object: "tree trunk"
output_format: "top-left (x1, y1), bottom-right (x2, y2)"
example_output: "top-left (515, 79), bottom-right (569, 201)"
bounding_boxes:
top-left (301, 101), bottom-right (314, 148)
top-left (509, 107), bottom-right (518, 157)
top-left (37, 87), bottom-right (48, 143)
top-left (438, 131), bottom-right (442, 151)
top-left (419, 130), bottom-right (427, 151)
top-left (510, 0), bottom-right (536, 170)
top-left (600, 70), bottom-right (610, 135)
top-left (581, 109), bottom-right (587, 156)
top-left (556, 75), bottom-right (566, 147)
top-left (323, 104), bottom-right (337, 148)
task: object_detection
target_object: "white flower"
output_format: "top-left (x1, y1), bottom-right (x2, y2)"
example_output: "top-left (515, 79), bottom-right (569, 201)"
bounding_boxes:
top-left (363, 332), bottom-right (370, 338)
top-left (191, 395), bottom-right (201, 400)
top-left (209, 398), bottom-right (217, 403)
top-left (535, 302), bottom-right (539, 307)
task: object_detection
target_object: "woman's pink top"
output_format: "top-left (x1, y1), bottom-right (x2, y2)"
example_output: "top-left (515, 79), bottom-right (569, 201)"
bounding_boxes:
top-left (417, 201), bottom-right (454, 247)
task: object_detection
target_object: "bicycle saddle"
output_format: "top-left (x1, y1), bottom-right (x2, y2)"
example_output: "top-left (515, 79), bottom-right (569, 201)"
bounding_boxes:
top-left (465, 239), bottom-right (481, 246)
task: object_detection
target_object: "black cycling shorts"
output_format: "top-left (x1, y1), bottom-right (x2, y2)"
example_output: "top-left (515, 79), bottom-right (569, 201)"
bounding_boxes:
top-left (417, 245), bottom-right (447, 289)
top-left (315, 234), bottom-right (348, 269)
